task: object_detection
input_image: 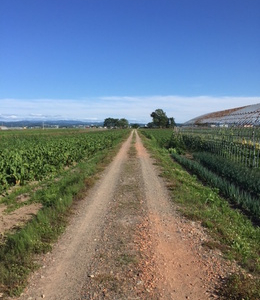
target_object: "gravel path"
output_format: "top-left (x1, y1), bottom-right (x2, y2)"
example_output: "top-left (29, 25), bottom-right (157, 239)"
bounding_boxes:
top-left (15, 130), bottom-right (236, 300)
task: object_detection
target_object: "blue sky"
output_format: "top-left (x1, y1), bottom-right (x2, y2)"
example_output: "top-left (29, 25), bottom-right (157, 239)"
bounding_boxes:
top-left (1, 0), bottom-right (259, 123)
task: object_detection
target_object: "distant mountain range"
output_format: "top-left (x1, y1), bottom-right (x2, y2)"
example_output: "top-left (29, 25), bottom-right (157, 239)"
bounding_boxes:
top-left (0, 120), bottom-right (104, 128)
top-left (0, 120), bottom-right (146, 128)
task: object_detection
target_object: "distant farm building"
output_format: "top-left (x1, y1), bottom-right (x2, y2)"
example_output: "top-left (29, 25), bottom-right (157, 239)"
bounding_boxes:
top-left (184, 103), bottom-right (260, 127)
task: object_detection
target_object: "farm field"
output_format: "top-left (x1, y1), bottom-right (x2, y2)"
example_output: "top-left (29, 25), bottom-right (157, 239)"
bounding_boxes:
top-left (141, 127), bottom-right (260, 220)
top-left (0, 128), bottom-right (129, 297)
top-left (0, 128), bottom-right (128, 194)
top-left (141, 127), bottom-right (260, 299)
top-left (0, 128), bottom-right (259, 299)
top-left (0, 128), bottom-right (129, 239)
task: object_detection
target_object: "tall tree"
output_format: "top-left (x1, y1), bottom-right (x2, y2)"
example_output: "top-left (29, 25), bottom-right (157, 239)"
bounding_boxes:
top-left (103, 117), bottom-right (129, 128)
top-left (167, 117), bottom-right (176, 128)
top-left (103, 118), bottom-right (119, 128)
top-left (117, 118), bottom-right (129, 128)
top-left (150, 109), bottom-right (168, 128)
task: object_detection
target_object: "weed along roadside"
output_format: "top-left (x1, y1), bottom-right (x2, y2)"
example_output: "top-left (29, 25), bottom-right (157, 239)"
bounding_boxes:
top-left (0, 129), bottom-right (130, 298)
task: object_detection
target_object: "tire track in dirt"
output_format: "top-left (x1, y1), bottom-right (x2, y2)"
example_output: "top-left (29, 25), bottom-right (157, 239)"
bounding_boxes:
top-left (15, 130), bottom-right (232, 300)
top-left (78, 130), bottom-right (156, 300)
top-left (135, 131), bottom-right (220, 299)
top-left (17, 132), bottom-right (134, 300)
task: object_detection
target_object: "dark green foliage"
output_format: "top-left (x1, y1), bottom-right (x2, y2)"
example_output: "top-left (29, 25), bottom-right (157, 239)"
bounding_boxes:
top-left (103, 118), bottom-right (129, 128)
top-left (150, 109), bottom-right (176, 128)
top-left (167, 117), bottom-right (176, 128)
top-left (171, 152), bottom-right (260, 220)
top-left (150, 109), bottom-right (169, 128)
top-left (117, 118), bottom-right (129, 128)
top-left (193, 152), bottom-right (260, 198)
top-left (103, 117), bottom-right (119, 128)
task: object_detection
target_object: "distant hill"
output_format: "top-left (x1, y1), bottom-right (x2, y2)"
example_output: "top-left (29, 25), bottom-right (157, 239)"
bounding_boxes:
top-left (0, 120), bottom-right (104, 128)
top-left (0, 120), bottom-right (148, 128)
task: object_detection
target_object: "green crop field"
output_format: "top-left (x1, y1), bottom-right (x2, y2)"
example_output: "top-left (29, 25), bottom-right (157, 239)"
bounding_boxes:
top-left (0, 128), bottom-right (130, 296)
top-left (0, 128), bottom-right (128, 194)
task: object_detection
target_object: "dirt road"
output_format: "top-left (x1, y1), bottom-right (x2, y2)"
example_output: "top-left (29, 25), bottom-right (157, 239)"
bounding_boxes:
top-left (17, 130), bottom-right (230, 300)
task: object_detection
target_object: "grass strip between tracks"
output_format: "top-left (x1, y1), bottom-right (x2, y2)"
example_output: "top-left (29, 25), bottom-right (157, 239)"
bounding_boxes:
top-left (139, 131), bottom-right (260, 300)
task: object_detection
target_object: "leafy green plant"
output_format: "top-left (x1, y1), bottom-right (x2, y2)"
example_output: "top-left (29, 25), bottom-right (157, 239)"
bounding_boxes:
top-left (171, 152), bottom-right (260, 221)
top-left (193, 151), bottom-right (260, 198)
top-left (0, 129), bottom-right (129, 296)
top-left (0, 130), bottom-right (128, 194)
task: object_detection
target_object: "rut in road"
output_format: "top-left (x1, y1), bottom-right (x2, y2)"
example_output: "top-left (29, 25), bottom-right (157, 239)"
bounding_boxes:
top-left (135, 132), bottom-right (217, 299)
top-left (17, 130), bottom-right (226, 300)
top-left (18, 131), bottom-right (134, 300)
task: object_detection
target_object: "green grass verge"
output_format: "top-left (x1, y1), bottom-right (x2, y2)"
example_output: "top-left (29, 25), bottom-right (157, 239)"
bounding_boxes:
top-left (139, 131), bottom-right (260, 300)
top-left (0, 131), bottom-right (130, 297)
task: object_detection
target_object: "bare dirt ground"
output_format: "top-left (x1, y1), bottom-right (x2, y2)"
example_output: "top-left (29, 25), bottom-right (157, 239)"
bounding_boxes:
top-left (13, 130), bottom-right (237, 300)
top-left (0, 203), bottom-right (42, 237)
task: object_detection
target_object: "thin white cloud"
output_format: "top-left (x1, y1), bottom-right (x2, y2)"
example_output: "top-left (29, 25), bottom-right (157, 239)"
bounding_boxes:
top-left (0, 96), bottom-right (259, 123)
top-left (0, 114), bottom-right (19, 120)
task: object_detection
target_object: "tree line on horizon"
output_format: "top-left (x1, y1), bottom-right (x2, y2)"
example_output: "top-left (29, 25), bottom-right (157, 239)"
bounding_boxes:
top-left (104, 108), bottom-right (176, 129)
top-left (103, 118), bottom-right (129, 128)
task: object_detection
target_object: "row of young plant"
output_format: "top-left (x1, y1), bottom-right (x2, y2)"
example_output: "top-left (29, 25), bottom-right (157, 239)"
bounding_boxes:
top-left (0, 130), bottom-right (128, 194)
top-left (193, 152), bottom-right (260, 199)
top-left (170, 134), bottom-right (260, 221)
top-left (170, 151), bottom-right (260, 220)
top-left (179, 126), bottom-right (260, 168)
top-left (141, 129), bottom-right (260, 221)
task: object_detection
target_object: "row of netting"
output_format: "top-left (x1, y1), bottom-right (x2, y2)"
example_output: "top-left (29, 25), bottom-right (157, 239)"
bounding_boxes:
top-left (140, 128), bottom-right (260, 220)
top-left (179, 126), bottom-right (260, 168)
